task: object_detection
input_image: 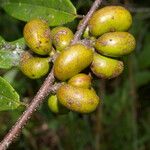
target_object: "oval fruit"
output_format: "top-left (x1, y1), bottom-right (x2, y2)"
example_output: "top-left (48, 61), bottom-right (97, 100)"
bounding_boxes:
top-left (91, 53), bottom-right (124, 79)
top-left (57, 84), bottom-right (100, 113)
top-left (95, 32), bottom-right (136, 57)
top-left (88, 6), bottom-right (132, 36)
top-left (23, 19), bottom-right (52, 55)
top-left (54, 43), bottom-right (94, 81)
top-left (51, 26), bottom-right (74, 51)
top-left (48, 95), bottom-right (68, 114)
top-left (20, 56), bottom-right (50, 79)
top-left (68, 73), bottom-right (91, 89)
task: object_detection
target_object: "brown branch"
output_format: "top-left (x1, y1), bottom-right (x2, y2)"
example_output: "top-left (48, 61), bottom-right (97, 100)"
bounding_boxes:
top-left (0, 0), bottom-right (102, 149)
top-left (0, 68), bottom-right (55, 150)
top-left (71, 0), bottom-right (102, 45)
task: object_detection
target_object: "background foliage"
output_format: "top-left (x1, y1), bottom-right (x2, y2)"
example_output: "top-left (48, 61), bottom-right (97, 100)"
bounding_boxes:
top-left (0, 0), bottom-right (150, 149)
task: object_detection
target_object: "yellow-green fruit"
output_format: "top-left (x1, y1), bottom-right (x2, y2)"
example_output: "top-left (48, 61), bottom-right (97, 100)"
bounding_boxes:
top-left (57, 84), bottom-right (100, 113)
top-left (68, 73), bottom-right (91, 89)
top-left (88, 6), bottom-right (132, 36)
top-left (91, 53), bottom-right (124, 79)
top-left (51, 26), bottom-right (74, 51)
top-left (20, 57), bottom-right (50, 79)
top-left (95, 32), bottom-right (136, 57)
top-left (23, 19), bottom-right (52, 55)
top-left (54, 43), bottom-right (94, 81)
top-left (48, 95), bottom-right (69, 114)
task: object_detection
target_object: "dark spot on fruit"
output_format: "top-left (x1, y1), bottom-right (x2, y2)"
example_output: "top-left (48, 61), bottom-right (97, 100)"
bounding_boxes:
top-left (109, 28), bottom-right (116, 32)
top-left (35, 46), bottom-right (39, 49)
top-left (111, 16), bottom-right (114, 19)
top-left (31, 74), bottom-right (35, 77)
top-left (89, 99), bottom-right (94, 104)
top-left (67, 99), bottom-right (73, 107)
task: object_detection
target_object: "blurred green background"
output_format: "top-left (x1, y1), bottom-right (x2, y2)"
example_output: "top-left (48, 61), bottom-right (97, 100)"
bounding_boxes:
top-left (0, 0), bottom-right (150, 149)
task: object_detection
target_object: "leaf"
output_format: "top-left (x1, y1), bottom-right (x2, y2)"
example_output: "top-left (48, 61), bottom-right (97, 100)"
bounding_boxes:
top-left (0, 36), bottom-right (5, 46)
top-left (0, 49), bottom-right (21, 69)
top-left (0, 36), bottom-right (4, 42)
top-left (135, 71), bottom-right (150, 87)
top-left (2, 0), bottom-right (77, 26)
top-left (0, 76), bottom-right (20, 111)
top-left (9, 37), bottom-right (26, 49)
top-left (0, 37), bottom-right (25, 69)
top-left (3, 68), bottom-right (19, 84)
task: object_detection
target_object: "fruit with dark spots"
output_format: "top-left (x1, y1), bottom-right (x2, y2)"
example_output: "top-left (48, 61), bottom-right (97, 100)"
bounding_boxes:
top-left (23, 19), bottom-right (52, 55)
top-left (51, 26), bottom-right (74, 51)
top-left (91, 53), bottom-right (124, 79)
top-left (20, 55), bottom-right (50, 79)
top-left (68, 73), bottom-right (91, 89)
top-left (57, 84), bottom-right (100, 113)
top-left (95, 32), bottom-right (136, 57)
top-left (54, 43), bottom-right (94, 81)
top-left (48, 95), bottom-right (69, 114)
top-left (88, 6), bottom-right (132, 36)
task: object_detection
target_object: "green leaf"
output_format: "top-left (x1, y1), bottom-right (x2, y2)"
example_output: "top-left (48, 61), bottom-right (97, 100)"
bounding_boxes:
top-left (0, 76), bottom-right (20, 111)
top-left (0, 36), bottom-right (4, 42)
top-left (3, 68), bottom-right (19, 84)
top-left (0, 50), bottom-right (18, 69)
top-left (0, 37), bottom-right (25, 69)
top-left (2, 0), bottom-right (77, 26)
top-left (9, 37), bottom-right (26, 49)
top-left (0, 49), bottom-right (21, 69)
top-left (0, 36), bottom-right (5, 46)
top-left (135, 71), bottom-right (150, 87)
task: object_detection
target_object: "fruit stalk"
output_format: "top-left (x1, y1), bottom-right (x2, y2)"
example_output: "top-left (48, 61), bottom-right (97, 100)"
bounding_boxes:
top-left (0, 0), bottom-right (103, 149)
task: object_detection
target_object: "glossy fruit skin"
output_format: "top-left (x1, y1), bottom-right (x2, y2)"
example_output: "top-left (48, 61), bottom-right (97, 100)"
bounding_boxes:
top-left (91, 53), bottom-right (124, 79)
top-left (54, 43), bottom-right (94, 81)
top-left (48, 95), bottom-right (68, 114)
top-left (68, 73), bottom-right (91, 89)
top-left (51, 26), bottom-right (74, 51)
top-left (88, 6), bottom-right (132, 36)
top-left (57, 84), bottom-right (100, 113)
top-left (20, 56), bottom-right (50, 79)
top-left (95, 32), bottom-right (136, 57)
top-left (23, 19), bottom-right (52, 55)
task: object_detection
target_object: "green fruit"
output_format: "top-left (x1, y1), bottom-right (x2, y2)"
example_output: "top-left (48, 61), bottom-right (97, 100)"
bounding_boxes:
top-left (68, 73), bottom-right (91, 89)
top-left (48, 95), bottom-right (69, 114)
top-left (57, 84), bottom-right (100, 113)
top-left (51, 26), bottom-right (74, 51)
top-left (54, 43), bottom-right (94, 81)
top-left (23, 19), bottom-right (52, 55)
top-left (88, 6), bottom-right (132, 36)
top-left (95, 32), bottom-right (136, 57)
top-left (20, 55), bottom-right (50, 79)
top-left (91, 53), bottom-right (124, 79)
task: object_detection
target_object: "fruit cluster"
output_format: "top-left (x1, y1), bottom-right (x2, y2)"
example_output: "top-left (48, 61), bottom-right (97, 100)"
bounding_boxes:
top-left (20, 6), bottom-right (136, 114)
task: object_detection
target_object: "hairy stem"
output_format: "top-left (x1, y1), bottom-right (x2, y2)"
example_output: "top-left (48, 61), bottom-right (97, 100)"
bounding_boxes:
top-left (0, 68), bottom-right (55, 150)
top-left (0, 0), bottom-right (102, 149)
top-left (71, 0), bottom-right (102, 45)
